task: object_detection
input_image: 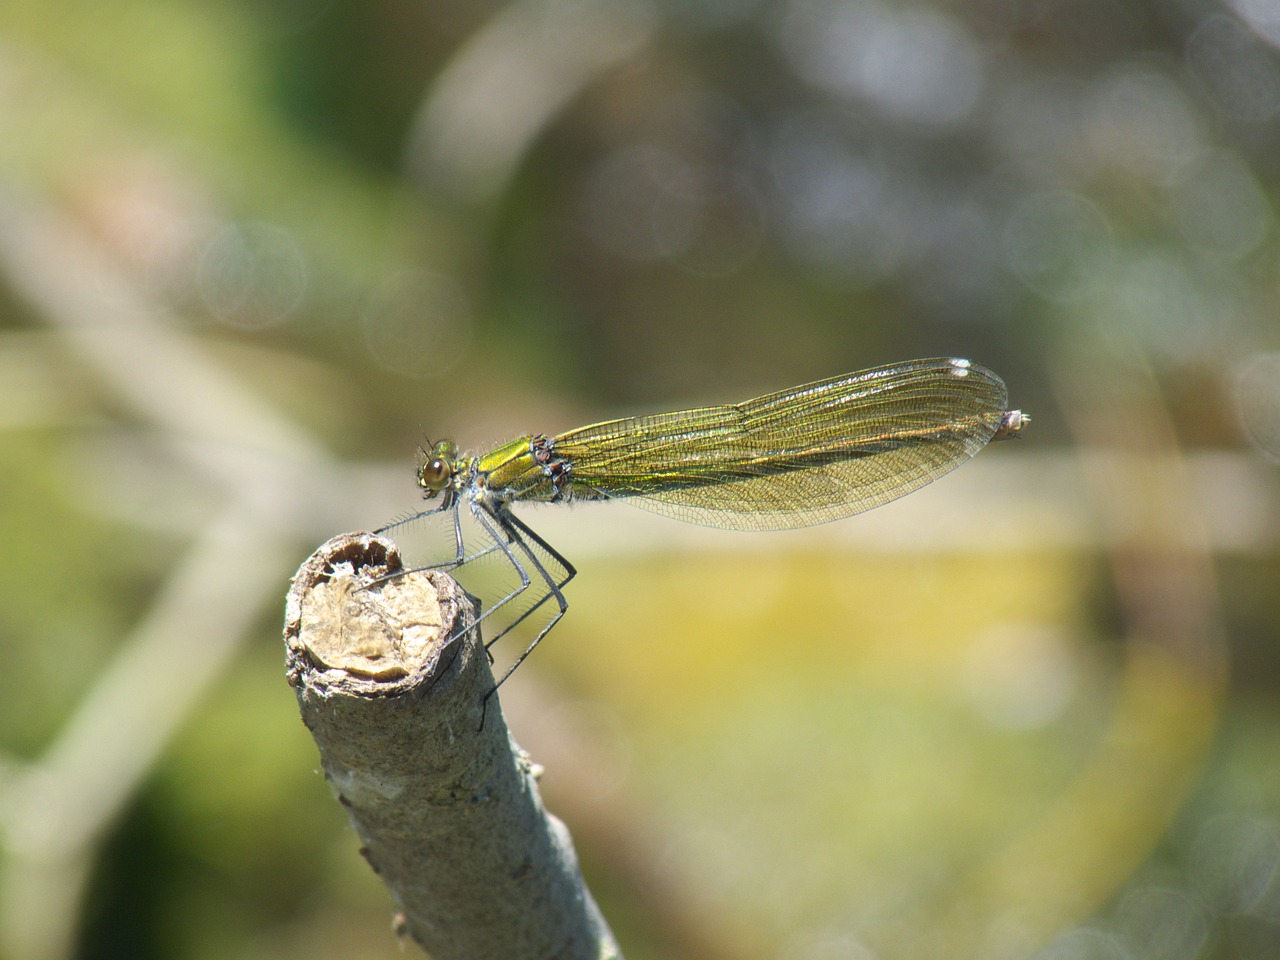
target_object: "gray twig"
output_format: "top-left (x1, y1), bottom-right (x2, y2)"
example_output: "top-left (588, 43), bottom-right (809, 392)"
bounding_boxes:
top-left (284, 532), bottom-right (621, 960)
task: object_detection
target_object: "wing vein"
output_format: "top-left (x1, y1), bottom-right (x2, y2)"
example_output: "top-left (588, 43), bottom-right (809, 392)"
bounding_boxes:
top-left (550, 358), bottom-right (1009, 530)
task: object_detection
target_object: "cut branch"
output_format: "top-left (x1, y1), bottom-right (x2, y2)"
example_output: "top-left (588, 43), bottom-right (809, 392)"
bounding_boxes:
top-left (284, 532), bottom-right (620, 960)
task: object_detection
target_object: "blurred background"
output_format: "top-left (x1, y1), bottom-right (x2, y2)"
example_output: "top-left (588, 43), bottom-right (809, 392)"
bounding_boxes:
top-left (2, 1), bottom-right (1279, 958)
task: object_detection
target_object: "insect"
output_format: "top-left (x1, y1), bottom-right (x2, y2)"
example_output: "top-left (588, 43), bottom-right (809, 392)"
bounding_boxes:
top-left (380, 357), bottom-right (1026, 685)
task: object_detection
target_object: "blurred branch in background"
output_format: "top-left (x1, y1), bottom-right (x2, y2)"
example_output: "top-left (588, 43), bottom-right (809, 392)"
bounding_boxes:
top-left (405, 0), bottom-right (656, 204)
top-left (0, 191), bottom-right (333, 960)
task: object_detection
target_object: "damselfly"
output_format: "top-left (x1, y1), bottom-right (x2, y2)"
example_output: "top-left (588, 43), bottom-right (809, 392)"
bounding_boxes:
top-left (379, 357), bottom-right (1026, 685)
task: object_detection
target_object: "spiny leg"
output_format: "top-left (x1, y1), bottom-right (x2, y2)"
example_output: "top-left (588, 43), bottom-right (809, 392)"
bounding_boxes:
top-left (484, 509), bottom-right (576, 691)
top-left (363, 501), bottom-right (506, 653)
top-left (464, 502), bottom-right (535, 637)
top-left (374, 495), bottom-right (453, 538)
top-left (433, 505), bottom-right (573, 683)
top-left (471, 507), bottom-right (573, 653)
top-left (374, 500), bottom-right (574, 693)
top-left (376, 497), bottom-right (505, 574)
top-left (357, 499), bottom-right (461, 593)
top-left (380, 501), bottom-right (520, 651)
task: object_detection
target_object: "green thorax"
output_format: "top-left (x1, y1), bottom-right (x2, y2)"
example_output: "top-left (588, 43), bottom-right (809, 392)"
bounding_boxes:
top-left (474, 435), bottom-right (559, 503)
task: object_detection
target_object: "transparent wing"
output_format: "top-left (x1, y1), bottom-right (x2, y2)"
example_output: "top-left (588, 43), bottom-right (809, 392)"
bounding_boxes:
top-left (552, 358), bottom-right (1009, 530)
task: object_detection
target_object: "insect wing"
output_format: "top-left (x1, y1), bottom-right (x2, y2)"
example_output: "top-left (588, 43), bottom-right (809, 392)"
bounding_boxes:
top-left (552, 358), bottom-right (1009, 530)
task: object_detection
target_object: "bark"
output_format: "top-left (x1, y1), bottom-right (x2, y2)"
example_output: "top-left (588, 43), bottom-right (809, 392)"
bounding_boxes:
top-left (284, 532), bottom-right (620, 960)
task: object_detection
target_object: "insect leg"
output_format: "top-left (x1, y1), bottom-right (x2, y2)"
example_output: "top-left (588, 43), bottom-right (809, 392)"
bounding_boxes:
top-left (483, 510), bottom-right (576, 690)
top-left (374, 496), bottom-right (454, 536)
top-left (464, 502), bottom-right (534, 632)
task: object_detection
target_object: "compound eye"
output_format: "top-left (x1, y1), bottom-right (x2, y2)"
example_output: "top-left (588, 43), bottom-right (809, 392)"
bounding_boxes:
top-left (418, 457), bottom-right (452, 493)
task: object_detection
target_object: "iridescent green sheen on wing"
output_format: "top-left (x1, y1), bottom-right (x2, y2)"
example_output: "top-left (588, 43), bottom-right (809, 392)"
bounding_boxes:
top-left (550, 358), bottom-right (1007, 530)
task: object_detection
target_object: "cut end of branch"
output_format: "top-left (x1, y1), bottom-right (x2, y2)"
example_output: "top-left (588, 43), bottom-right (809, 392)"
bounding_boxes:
top-left (281, 534), bottom-right (619, 958)
top-left (284, 531), bottom-right (475, 694)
